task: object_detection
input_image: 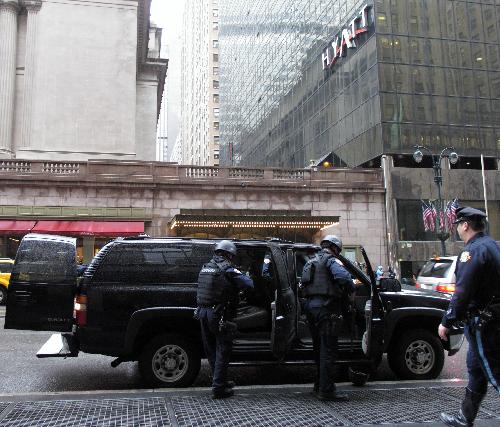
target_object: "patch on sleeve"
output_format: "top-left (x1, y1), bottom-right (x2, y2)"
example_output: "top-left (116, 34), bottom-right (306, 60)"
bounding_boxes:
top-left (263, 258), bottom-right (271, 264)
top-left (335, 259), bottom-right (344, 266)
top-left (460, 251), bottom-right (471, 263)
top-left (233, 268), bottom-right (241, 274)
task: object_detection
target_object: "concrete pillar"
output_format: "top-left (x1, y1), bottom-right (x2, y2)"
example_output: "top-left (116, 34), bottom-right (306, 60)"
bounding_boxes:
top-left (83, 236), bottom-right (95, 263)
top-left (0, 0), bottom-right (19, 157)
top-left (19, 0), bottom-right (42, 148)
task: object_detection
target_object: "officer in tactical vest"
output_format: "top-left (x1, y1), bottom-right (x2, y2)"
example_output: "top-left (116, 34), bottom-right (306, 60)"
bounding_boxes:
top-left (438, 207), bottom-right (500, 426)
top-left (302, 235), bottom-right (355, 401)
top-left (196, 240), bottom-right (253, 399)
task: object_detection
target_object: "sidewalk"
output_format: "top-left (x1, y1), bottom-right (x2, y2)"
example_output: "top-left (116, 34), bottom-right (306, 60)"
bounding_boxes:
top-left (0, 380), bottom-right (499, 426)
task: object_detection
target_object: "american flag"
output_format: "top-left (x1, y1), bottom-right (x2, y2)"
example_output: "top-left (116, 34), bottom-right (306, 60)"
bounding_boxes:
top-left (422, 201), bottom-right (435, 232)
top-left (446, 199), bottom-right (459, 231)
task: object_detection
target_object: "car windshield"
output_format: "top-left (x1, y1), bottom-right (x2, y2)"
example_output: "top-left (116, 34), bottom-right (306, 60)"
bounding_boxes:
top-left (0, 262), bottom-right (13, 273)
top-left (419, 259), bottom-right (454, 279)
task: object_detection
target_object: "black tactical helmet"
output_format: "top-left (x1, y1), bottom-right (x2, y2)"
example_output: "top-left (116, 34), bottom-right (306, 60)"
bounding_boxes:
top-left (321, 235), bottom-right (342, 251)
top-left (214, 240), bottom-right (237, 256)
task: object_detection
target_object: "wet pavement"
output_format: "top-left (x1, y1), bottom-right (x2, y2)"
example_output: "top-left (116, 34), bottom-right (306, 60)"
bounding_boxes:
top-left (0, 381), bottom-right (499, 426)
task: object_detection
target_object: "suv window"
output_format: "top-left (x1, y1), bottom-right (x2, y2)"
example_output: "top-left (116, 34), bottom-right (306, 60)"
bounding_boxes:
top-left (92, 243), bottom-right (214, 284)
top-left (11, 241), bottom-right (75, 283)
top-left (419, 259), bottom-right (454, 279)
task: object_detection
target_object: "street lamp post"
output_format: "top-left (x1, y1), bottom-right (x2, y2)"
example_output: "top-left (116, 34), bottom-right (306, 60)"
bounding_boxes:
top-left (413, 145), bottom-right (459, 256)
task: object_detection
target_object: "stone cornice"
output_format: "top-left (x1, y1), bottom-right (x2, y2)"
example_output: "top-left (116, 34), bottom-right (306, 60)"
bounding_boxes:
top-left (20, 0), bottom-right (42, 11)
top-left (139, 59), bottom-right (168, 75)
top-left (0, 0), bottom-right (20, 12)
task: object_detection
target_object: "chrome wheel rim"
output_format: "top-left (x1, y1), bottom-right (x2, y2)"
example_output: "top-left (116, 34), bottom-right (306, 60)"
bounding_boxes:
top-left (151, 344), bottom-right (189, 383)
top-left (404, 339), bottom-right (435, 375)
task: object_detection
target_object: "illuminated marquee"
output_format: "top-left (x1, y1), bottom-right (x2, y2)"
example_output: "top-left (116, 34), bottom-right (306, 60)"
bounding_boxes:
top-left (321, 4), bottom-right (372, 70)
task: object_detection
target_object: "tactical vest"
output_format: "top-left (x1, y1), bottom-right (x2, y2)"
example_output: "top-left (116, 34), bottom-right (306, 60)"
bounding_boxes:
top-left (303, 252), bottom-right (342, 298)
top-left (196, 258), bottom-right (236, 308)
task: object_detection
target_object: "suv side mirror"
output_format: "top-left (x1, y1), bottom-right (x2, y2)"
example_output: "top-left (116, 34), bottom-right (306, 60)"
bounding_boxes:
top-left (379, 278), bottom-right (401, 292)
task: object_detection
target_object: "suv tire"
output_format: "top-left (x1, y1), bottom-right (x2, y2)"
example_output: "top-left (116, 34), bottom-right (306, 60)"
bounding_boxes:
top-left (0, 286), bottom-right (6, 305)
top-left (139, 334), bottom-right (201, 388)
top-left (388, 329), bottom-right (444, 380)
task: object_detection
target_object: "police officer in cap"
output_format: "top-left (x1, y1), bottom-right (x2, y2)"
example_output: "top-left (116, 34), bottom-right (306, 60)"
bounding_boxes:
top-left (439, 207), bottom-right (500, 426)
top-left (196, 240), bottom-right (253, 399)
top-left (302, 235), bottom-right (354, 401)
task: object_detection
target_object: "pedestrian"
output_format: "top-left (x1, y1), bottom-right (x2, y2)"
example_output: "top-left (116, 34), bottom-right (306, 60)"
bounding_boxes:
top-left (438, 207), bottom-right (500, 427)
top-left (196, 240), bottom-right (254, 399)
top-left (301, 235), bottom-right (354, 401)
top-left (375, 265), bottom-right (384, 281)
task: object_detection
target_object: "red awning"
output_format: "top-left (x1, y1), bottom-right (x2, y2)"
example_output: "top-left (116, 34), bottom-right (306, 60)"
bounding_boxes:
top-left (0, 220), bottom-right (37, 235)
top-left (31, 221), bottom-right (144, 237)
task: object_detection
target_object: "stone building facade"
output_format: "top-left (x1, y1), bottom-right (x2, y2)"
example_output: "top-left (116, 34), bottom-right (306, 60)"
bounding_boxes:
top-left (0, 0), bottom-right (167, 162)
top-left (0, 160), bottom-right (387, 267)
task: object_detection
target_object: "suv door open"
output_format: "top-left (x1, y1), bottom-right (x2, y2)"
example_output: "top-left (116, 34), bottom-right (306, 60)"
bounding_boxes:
top-left (359, 247), bottom-right (385, 360)
top-left (268, 243), bottom-right (297, 360)
top-left (5, 234), bottom-right (77, 332)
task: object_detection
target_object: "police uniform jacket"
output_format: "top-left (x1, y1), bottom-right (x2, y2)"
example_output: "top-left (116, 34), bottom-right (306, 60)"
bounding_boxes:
top-left (442, 233), bottom-right (500, 328)
top-left (197, 255), bottom-right (254, 318)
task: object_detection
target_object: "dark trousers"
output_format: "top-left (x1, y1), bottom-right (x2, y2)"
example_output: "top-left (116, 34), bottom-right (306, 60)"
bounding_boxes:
top-left (199, 307), bottom-right (233, 392)
top-left (465, 318), bottom-right (500, 395)
top-left (304, 298), bottom-right (339, 394)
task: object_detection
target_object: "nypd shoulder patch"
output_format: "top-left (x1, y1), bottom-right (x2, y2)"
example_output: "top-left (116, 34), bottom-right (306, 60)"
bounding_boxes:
top-left (460, 251), bottom-right (471, 263)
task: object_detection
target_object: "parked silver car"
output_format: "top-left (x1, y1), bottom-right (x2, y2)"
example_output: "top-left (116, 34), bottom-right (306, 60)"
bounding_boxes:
top-left (416, 256), bottom-right (457, 294)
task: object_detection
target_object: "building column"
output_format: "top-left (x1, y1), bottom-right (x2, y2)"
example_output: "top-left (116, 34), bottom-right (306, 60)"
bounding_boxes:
top-left (82, 236), bottom-right (95, 264)
top-left (19, 0), bottom-right (42, 149)
top-left (382, 154), bottom-right (399, 276)
top-left (0, 0), bottom-right (20, 157)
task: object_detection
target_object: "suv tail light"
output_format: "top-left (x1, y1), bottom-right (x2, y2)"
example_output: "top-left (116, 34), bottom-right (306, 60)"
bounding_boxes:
top-left (436, 284), bottom-right (456, 293)
top-left (74, 294), bottom-right (87, 326)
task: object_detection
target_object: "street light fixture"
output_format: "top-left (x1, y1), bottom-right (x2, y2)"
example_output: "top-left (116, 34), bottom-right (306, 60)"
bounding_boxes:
top-left (413, 145), bottom-right (459, 256)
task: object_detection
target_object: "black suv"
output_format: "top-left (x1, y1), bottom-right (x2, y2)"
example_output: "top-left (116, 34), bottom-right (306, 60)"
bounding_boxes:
top-left (5, 234), bottom-right (463, 388)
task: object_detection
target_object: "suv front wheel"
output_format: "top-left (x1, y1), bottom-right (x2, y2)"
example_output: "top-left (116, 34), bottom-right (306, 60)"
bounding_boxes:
top-left (139, 334), bottom-right (201, 388)
top-left (388, 329), bottom-right (444, 380)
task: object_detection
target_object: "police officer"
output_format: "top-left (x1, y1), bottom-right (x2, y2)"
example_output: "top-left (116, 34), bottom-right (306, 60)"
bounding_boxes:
top-left (438, 207), bottom-right (500, 426)
top-left (196, 240), bottom-right (253, 399)
top-left (302, 235), bottom-right (354, 401)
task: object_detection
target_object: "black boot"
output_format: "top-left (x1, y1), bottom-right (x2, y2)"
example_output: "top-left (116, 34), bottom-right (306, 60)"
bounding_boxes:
top-left (440, 388), bottom-right (485, 426)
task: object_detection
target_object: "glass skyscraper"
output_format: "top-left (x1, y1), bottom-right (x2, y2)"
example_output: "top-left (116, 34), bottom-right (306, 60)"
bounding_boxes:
top-left (219, 0), bottom-right (499, 167)
top-left (219, 0), bottom-right (500, 278)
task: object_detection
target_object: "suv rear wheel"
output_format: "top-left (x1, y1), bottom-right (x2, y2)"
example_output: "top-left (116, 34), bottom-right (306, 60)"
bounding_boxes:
top-left (139, 334), bottom-right (201, 388)
top-left (388, 329), bottom-right (444, 380)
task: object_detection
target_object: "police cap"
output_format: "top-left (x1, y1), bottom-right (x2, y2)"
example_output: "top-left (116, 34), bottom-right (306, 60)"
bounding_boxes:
top-left (214, 240), bottom-right (237, 256)
top-left (453, 206), bottom-right (487, 224)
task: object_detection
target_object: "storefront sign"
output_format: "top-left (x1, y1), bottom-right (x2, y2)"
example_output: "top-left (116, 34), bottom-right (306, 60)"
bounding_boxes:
top-left (321, 4), bottom-right (371, 70)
